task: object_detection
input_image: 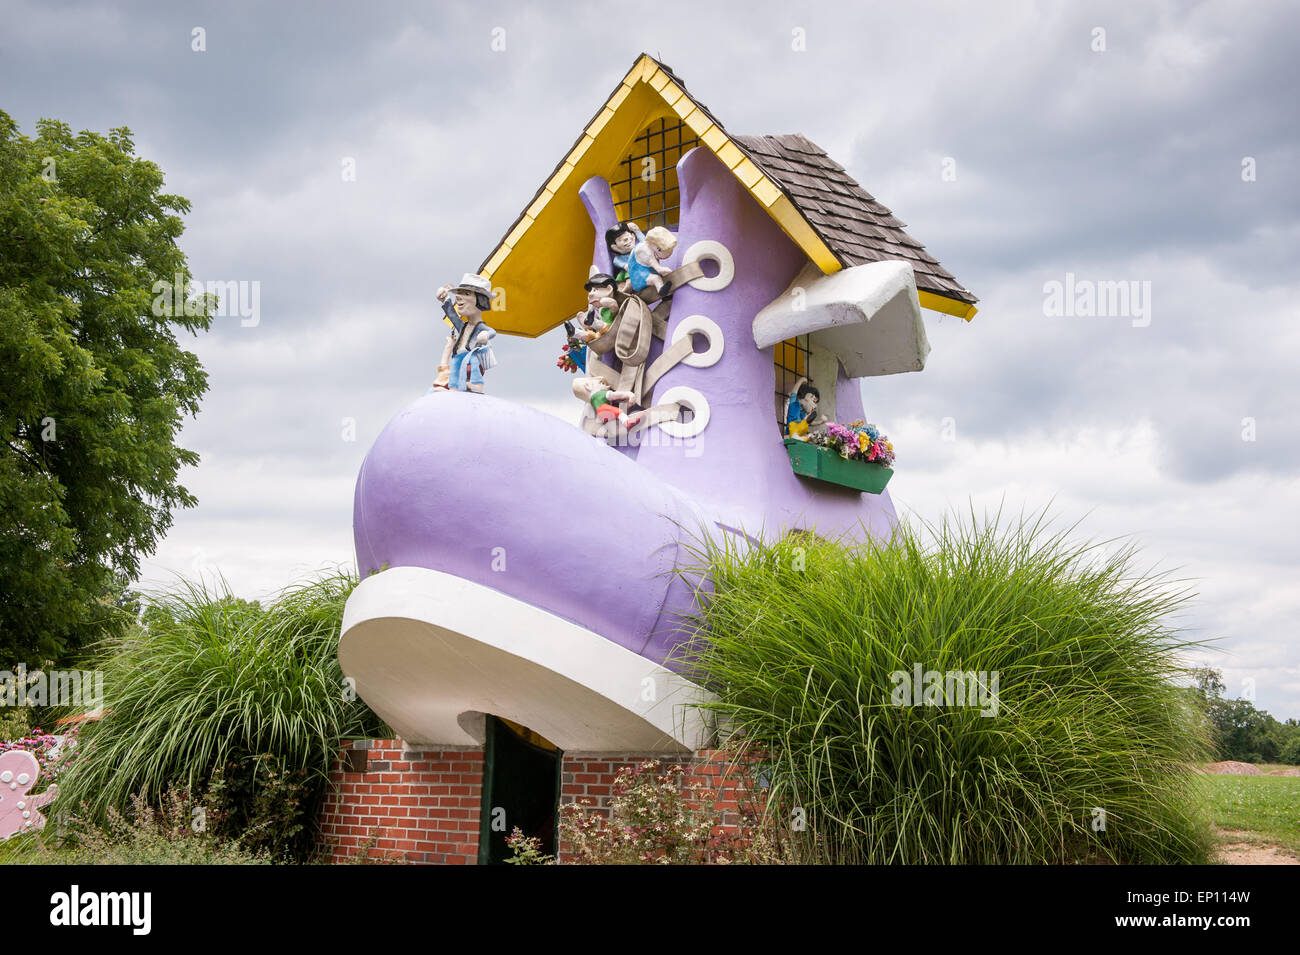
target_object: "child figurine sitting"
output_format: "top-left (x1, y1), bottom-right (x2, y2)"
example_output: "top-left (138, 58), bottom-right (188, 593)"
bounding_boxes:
top-left (785, 378), bottom-right (825, 438)
top-left (572, 376), bottom-right (644, 438)
top-left (623, 226), bottom-right (677, 299)
top-left (605, 221), bottom-right (645, 281)
top-left (579, 272), bottom-right (619, 340)
top-left (557, 272), bottom-right (620, 372)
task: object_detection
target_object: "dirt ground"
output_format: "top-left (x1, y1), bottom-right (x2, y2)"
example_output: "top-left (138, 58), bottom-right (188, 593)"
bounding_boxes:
top-left (1214, 829), bottom-right (1299, 865)
top-left (1202, 761), bottom-right (1300, 777)
top-left (1204, 760), bottom-right (1263, 775)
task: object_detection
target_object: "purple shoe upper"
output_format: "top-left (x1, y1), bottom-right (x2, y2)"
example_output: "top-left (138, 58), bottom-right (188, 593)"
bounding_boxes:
top-left (353, 147), bottom-right (897, 672)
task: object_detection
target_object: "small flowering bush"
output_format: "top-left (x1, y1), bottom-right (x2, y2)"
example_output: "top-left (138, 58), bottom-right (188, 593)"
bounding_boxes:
top-left (57, 787), bottom-right (272, 865)
top-left (559, 759), bottom-right (785, 865)
top-left (808, 419), bottom-right (895, 467)
top-left (504, 827), bottom-right (555, 865)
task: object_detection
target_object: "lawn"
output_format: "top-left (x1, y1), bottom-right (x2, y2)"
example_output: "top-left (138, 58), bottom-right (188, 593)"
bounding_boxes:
top-left (1200, 775), bottom-right (1300, 858)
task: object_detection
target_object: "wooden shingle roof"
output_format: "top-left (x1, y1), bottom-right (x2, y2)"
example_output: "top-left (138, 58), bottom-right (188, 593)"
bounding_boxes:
top-left (650, 58), bottom-right (975, 308)
top-left (732, 134), bottom-right (977, 306)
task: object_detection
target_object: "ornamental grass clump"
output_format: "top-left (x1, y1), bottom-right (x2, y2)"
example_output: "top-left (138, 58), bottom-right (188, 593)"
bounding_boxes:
top-left (680, 509), bottom-right (1215, 864)
top-left (50, 570), bottom-right (387, 860)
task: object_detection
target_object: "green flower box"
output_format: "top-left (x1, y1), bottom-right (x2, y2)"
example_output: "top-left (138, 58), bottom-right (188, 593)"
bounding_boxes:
top-left (784, 438), bottom-right (894, 495)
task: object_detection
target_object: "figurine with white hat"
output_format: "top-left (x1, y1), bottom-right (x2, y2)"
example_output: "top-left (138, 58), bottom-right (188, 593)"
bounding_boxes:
top-left (430, 273), bottom-right (498, 393)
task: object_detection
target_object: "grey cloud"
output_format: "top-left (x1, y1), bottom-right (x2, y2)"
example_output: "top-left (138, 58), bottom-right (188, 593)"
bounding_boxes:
top-left (2, 0), bottom-right (1297, 714)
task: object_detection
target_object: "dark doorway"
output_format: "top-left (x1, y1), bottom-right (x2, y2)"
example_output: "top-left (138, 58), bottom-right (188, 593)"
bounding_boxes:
top-left (478, 715), bottom-right (562, 864)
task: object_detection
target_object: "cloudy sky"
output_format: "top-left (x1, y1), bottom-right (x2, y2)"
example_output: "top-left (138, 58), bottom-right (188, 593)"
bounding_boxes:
top-left (3, 1), bottom-right (1297, 715)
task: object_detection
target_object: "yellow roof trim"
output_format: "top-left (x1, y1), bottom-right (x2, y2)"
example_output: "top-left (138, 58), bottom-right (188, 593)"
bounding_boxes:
top-left (659, 81), bottom-right (686, 108)
top-left (586, 106), bottom-right (616, 137)
top-left (732, 158), bottom-right (762, 188)
top-left (751, 177), bottom-right (782, 207)
top-left (918, 290), bottom-right (978, 321)
top-left (504, 216), bottom-right (533, 248)
top-left (607, 83), bottom-right (632, 110)
top-left (670, 96), bottom-right (696, 122)
top-left (700, 126), bottom-right (727, 151)
top-left (715, 141), bottom-right (744, 169)
top-left (631, 54), bottom-right (655, 81)
top-left (483, 246), bottom-right (510, 275)
top-left (769, 195), bottom-right (841, 274)
top-left (683, 111), bottom-right (712, 137)
top-left (478, 54), bottom-right (972, 336)
top-left (526, 190), bottom-right (553, 220)
top-left (568, 136), bottom-right (593, 163)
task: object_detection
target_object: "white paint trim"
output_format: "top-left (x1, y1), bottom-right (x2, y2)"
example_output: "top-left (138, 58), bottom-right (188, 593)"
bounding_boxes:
top-left (339, 567), bottom-right (714, 753)
top-left (656, 386), bottom-right (710, 438)
top-left (670, 314), bottom-right (725, 368)
top-left (681, 240), bottom-right (735, 292)
top-left (753, 260), bottom-right (929, 378)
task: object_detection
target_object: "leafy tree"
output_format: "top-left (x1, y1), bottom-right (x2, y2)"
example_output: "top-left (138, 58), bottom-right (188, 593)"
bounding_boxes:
top-left (0, 111), bottom-right (212, 664)
top-left (1192, 667), bottom-right (1225, 700)
top-left (1188, 667), bottom-right (1299, 762)
top-left (1281, 734), bottom-right (1300, 767)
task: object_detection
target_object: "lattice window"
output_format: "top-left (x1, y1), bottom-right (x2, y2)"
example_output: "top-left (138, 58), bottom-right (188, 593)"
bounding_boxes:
top-left (774, 335), bottom-right (812, 433)
top-left (610, 118), bottom-right (701, 230)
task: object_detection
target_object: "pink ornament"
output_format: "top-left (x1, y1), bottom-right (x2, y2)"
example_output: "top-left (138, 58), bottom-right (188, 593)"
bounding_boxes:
top-left (0, 750), bottom-right (57, 840)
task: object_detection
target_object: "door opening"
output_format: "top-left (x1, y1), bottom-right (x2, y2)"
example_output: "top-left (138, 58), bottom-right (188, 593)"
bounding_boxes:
top-left (478, 715), bottom-right (562, 864)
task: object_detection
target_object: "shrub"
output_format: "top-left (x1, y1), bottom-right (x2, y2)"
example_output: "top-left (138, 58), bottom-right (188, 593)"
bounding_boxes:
top-left (504, 828), bottom-right (555, 865)
top-left (48, 570), bottom-right (387, 860)
top-left (680, 509), bottom-right (1216, 865)
top-left (55, 788), bottom-right (271, 865)
top-left (202, 753), bottom-right (315, 860)
top-left (559, 759), bottom-right (786, 864)
top-left (0, 705), bottom-right (32, 742)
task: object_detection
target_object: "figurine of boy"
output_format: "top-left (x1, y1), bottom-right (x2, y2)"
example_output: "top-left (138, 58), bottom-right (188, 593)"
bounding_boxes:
top-left (623, 226), bottom-right (677, 298)
top-left (431, 273), bottom-right (497, 393)
top-left (785, 378), bottom-right (825, 438)
top-left (572, 376), bottom-right (644, 437)
top-left (578, 272), bottom-right (619, 341)
top-left (605, 221), bottom-right (645, 279)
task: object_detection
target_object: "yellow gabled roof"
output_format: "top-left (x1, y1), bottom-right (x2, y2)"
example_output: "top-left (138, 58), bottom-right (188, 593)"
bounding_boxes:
top-left (478, 54), bottom-right (976, 336)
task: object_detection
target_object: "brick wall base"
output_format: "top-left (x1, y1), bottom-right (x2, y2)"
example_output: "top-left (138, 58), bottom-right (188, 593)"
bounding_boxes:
top-left (317, 739), bottom-right (762, 865)
top-left (317, 741), bottom-right (483, 864)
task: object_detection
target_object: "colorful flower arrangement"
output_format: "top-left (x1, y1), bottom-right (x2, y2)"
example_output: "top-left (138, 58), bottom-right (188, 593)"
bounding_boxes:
top-left (808, 419), bottom-right (896, 468)
top-left (556, 334), bottom-right (586, 374)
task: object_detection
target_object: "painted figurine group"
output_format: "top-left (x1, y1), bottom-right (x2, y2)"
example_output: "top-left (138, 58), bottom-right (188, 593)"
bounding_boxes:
top-left (430, 221), bottom-right (819, 444)
top-left (551, 220), bottom-right (687, 438)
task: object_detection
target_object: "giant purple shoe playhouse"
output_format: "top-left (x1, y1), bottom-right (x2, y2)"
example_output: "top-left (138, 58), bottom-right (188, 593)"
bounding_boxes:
top-left (339, 56), bottom-right (977, 760)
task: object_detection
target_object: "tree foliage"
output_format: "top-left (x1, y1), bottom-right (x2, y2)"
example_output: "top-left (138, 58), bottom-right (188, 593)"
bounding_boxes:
top-left (1189, 667), bottom-right (1300, 763)
top-left (0, 111), bottom-right (212, 663)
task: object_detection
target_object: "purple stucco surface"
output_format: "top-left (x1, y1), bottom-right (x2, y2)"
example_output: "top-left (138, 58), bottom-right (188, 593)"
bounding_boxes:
top-left (353, 147), bottom-right (898, 671)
